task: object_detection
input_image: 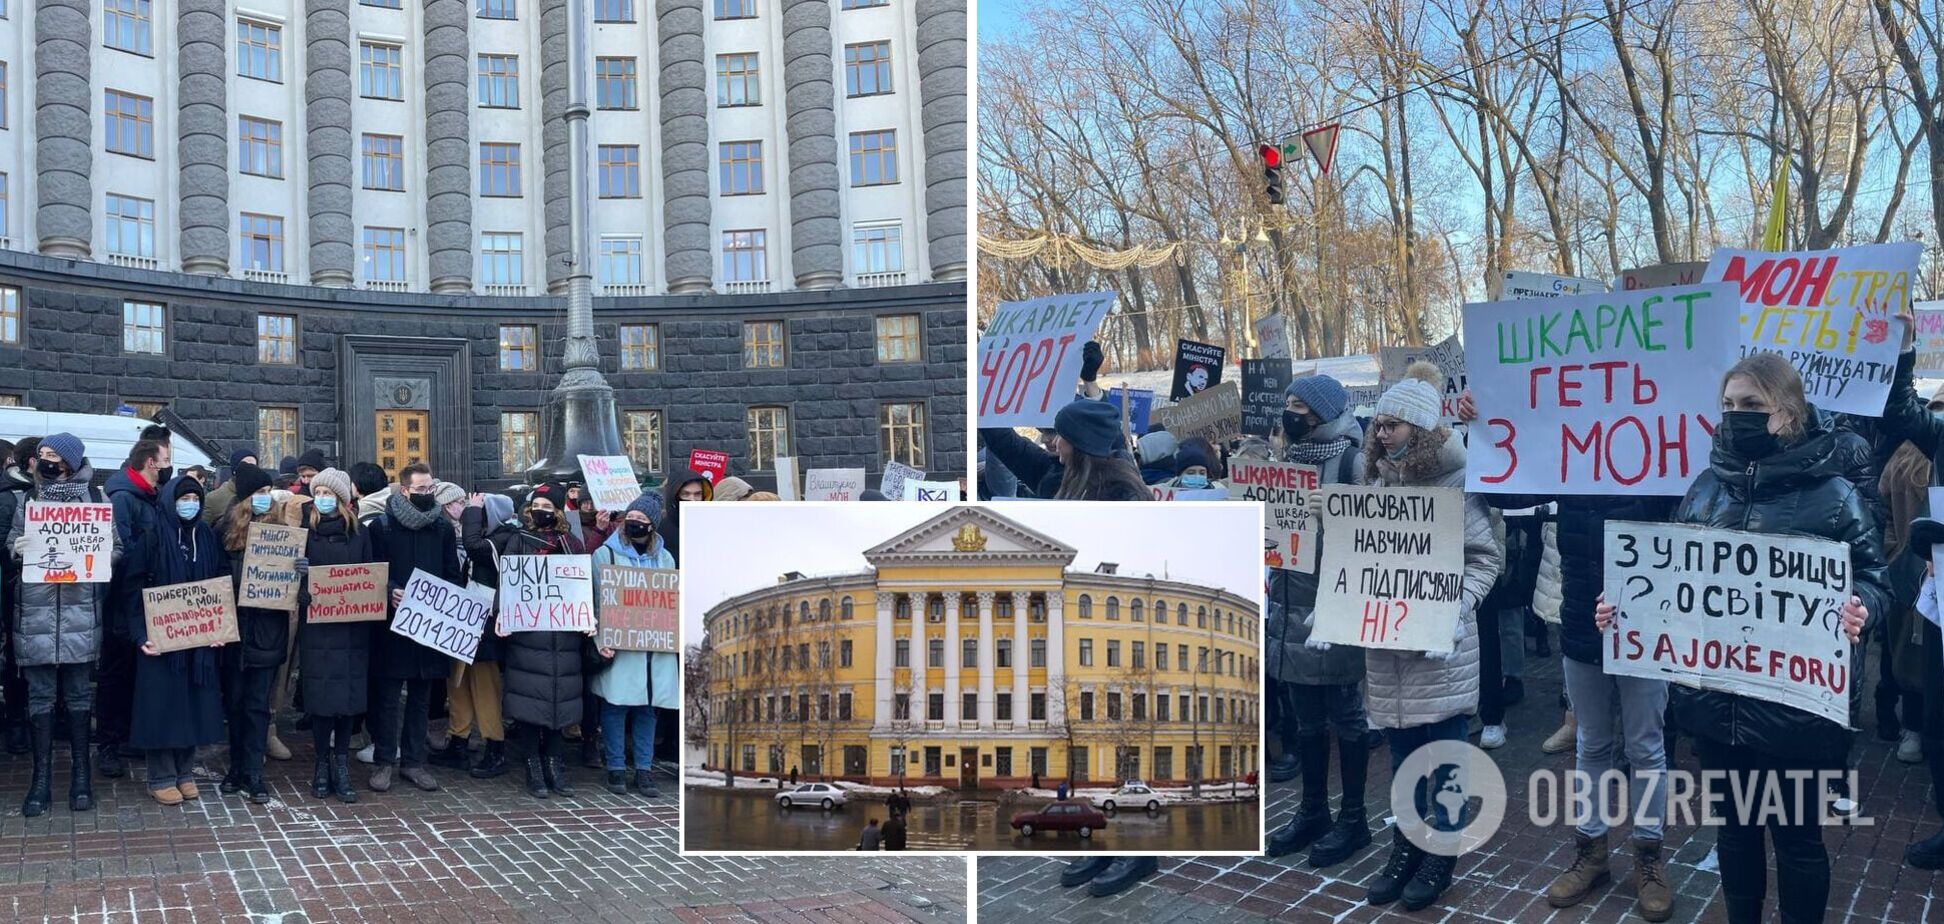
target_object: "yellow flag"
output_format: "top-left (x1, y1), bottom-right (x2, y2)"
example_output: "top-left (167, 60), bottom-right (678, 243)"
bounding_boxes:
top-left (1761, 159), bottom-right (1789, 251)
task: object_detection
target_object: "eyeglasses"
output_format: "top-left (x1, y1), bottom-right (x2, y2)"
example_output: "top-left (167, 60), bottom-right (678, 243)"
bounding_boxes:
top-left (1371, 419), bottom-right (1407, 434)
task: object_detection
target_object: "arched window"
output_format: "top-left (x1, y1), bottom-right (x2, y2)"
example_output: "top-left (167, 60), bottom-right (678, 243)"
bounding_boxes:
top-left (895, 596), bottom-right (911, 619)
top-left (841, 597), bottom-right (854, 620)
top-left (819, 599), bottom-right (831, 621)
top-left (1154, 599), bottom-right (1166, 624)
top-left (1030, 595), bottom-right (1045, 621)
top-left (800, 601), bottom-right (811, 624)
top-left (1078, 595), bottom-right (1093, 619)
top-left (962, 595), bottom-right (978, 619)
top-left (1197, 606), bottom-right (1208, 628)
top-left (997, 595), bottom-right (1014, 618)
top-left (769, 604), bottom-right (780, 628)
top-left (1130, 599), bottom-right (1144, 622)
top-left (927, 596), bottom-right (945, 621)
top-left (1177, 603), bottom-right (1188, 626)
top-left (1106, 597), bottom-right (1120, 620)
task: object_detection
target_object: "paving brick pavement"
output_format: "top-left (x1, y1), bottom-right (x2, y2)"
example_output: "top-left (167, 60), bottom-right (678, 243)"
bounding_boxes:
top-left (0, 727), bottom-right (965, 923)
top-left (978, 652), bottom-right (1944, 923)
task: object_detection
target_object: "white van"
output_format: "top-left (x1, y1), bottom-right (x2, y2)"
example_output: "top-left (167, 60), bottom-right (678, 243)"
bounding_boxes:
top-left (0, 407), bottom-right (214, 476)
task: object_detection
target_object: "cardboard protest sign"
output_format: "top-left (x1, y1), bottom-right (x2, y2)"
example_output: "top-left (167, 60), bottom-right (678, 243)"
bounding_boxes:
top-left (1343, 383), bottom-right (1383, 408)
top-left (1602, 521), bottom-right (1854, 727)
top-left (775, 456), bottom-right (800, 501)
top-left (1916, 302), bottom-right (1944, 379)
top-left (1103, 387), bottom-right (1155, 435)
top-left (1310, 486), bottom-right (1466, 652)
top-left (1704, 242), bottom-right (1920, 415)
top-left (239, 521), bottom-right (308, 612)
top-left (1378, 335), bottom-right (1467, 423)
top-left (390, 569), bottom-right (492, 665)
top-left (21, 501), bottom-right (114, 584)
top-left (901, 480), bottom-right (961, 501)
top-left (880, 461), bottom-right (924, 501)
top-left (499, 554), bottom-right (596, 633)
top-left (1241, 359), bottom-right (1293, 437)
top-left (1150, 485), bottom-right (1228, 501)
top-left (1229, 460), bottom-right (1321, 573)
top-left (1149, 380), bottom-right (1242, 444)
top-left (686, 449), bottom-right (729, 486)
top-left (1498, 270), bottom-right (1608, 300)
top-left (142, 577), bottom-right (239, 654)
top-left (978, 291), bottom-right (1116, 428)
top-left (803, 468), bottom-right (866, 502)
top-left (597, 564), bottom-right (678, 652)
top-left (1463, 283), bottom-right (1739, 495)
top-left (1253, 312), bottom-right (1290, 359)
top-left (1618, 262), bottom-right (1708, 291)
top-left (577, 455), bottom-right (643, 511)
top-left (306, 562), bottom-right (391, 623)
top-left (1170, 339), bottom-right (1227, 400)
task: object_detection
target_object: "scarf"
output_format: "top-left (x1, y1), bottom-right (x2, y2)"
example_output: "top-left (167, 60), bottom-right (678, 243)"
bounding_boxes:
top-left (36, 465), bottom-right (94, 503)
top-left (1285, 438), bottom-right (1353, 467)
top-left (385, 490), bottom-right (445, 531)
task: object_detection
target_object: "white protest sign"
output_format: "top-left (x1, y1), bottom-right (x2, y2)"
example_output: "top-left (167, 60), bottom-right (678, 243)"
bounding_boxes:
top-left (803, 468), bottom-right (866, 502)
top-left (1602, 521), bottom-right (1853, 727)
top-left (1228, 460), bottom-right (1321, 573)
top-left (577, 455), bottom-right (643, 511)
top-left (978, 292), bottom-right (1116, 428)
top-left (1253, 312), bottom-right (1290, 359)
top-left (21, 502), bottom-right (114, 584)
top-left (389, 569), bottom-right (492, 665)
top-left (1150, 485), bottom-right (1229, 501)
top-left (1498, 270), bottom-right (1609, 301)
top-left (901, 480), bottom-right (961, 501)
top-left (880, 461), bottom-right (924, 501)
top-left (775, 456), bottom-right (800, 502)
top-left (1310, 486), bottom-right (1466, 652)
top-left (240, 521), bottom-right (308, 612)
top-left (498, 554), bottom-right (596, 633)
top-left (1463, 283), bottom-right (1739, 495)
top-left (1916, 302), bottom-right (1944, 379)
top-left (1704, 242), bottom-right (1919, 415)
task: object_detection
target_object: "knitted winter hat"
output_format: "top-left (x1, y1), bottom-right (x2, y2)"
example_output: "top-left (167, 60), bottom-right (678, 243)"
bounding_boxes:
top-left (230, 447), bottom-right (259, 469)
top-left (1054, 400), bottom-right (1123, 459)
top-left (432, 481), bottom-right (467, 507)
top-left (296, 449), bottom-right (327, 473)
top-left (229, 463), bottom-right (273, 503)
top-left (627, 490), bottom-right (664, 523)
top-left (713, 476), bottom-right (754, 502)
top-left (309, 467), bottom-right (355, 504)
top-left (529, 481), bottom-right (570, 509)
top-left (41, 433), bottom-right (85, 470)
top-left (1375, 378), bottom-right (1442, 431)
top-left (1174, 442), bottom-right (1212, 474)
top-left (1285, 375), bottom-right (1348, 423)
top-left (1135, 431), bottom-right (1179, 466)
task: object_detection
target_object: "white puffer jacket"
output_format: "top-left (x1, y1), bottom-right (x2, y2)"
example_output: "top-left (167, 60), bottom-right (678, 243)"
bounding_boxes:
top-left (1532, 517), bottom-right (1563, 625)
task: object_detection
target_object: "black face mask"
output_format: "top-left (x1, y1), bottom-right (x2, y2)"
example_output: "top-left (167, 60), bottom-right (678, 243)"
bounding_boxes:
top-left (1717, 410), bottom-right (1781, 460)
top-left (1282, 410), bottom-right (1313, 441)
top-left (409, 493), bottom-right (438, 511)
top-left (532, 509), bottom-right (559, 529)
top-left (624, 521), bottom-right (653, 540)
top-left (36, 459), bottom-right (64, 481)
top-left (155, 466), bottom-right (174, 485)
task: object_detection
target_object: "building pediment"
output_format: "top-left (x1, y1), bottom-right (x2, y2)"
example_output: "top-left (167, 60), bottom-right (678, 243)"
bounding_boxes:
top-left (864, 506), bottom-right (1077, 567)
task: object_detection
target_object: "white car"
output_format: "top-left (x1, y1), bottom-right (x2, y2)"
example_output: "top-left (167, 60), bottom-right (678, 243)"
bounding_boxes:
top-left (775, 783), bottom-right (847, 811)
top-left (1094, 784), bottom-right (1163, 813)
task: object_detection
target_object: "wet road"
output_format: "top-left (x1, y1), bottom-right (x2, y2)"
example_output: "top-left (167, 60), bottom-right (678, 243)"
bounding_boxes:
top-left (683, 786), bottom-right (1261, 852)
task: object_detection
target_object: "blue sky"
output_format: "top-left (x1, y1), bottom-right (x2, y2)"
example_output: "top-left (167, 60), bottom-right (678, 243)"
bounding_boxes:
top-left (977, 0), bottom-right (1028, 42)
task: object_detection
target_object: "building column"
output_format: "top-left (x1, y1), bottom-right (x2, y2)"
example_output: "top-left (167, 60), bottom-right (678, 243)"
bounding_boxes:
top-left (1046, 591), bottom-right (1066, 725)
top-left (941, 591), bottom-right (961, 731)
top-left (423, 0), bottom-right (474, 293)
top-left (873, 591), bottom-right (894, 729)
top-left (656, 0), bottom-right (711, 293)
top-left (976, 591), bottom-right (995, 730)
top-left (1010, 591), bottom-right (1028, 727)
top-left (910, 591), bottom-right (929, 718)
top-left (915, 0), bottom-right (967, 281)
top-left (780, 0), bottom-right (842, 290)
top-left (540, 0), bottom-right (571, 293)
top-left (36, 0), bottom-right (92, 258)
top-left (305, 0), bottom-right (355, 287)
top-left (176, 0), bottom-right (227, 272)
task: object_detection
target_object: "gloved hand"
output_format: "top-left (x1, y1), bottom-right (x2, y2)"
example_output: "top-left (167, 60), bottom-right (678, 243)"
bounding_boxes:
top-left (1423, 617), bottom-right (1467, 661)
top-left (1080, 340), bottom-right (1104, 382)
top-left (1305, 491), bottom-right (1324, 518)
top-left (9, 535), bottom-right (26, 558)
top-left (1304, 637), bottom-right (1333, 652)
top-left (293, 557), bottom-right (310, 575)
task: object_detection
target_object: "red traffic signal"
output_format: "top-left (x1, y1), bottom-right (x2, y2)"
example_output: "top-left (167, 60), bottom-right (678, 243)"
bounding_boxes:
top-left (1259, 143), bottom-right (1282, 168)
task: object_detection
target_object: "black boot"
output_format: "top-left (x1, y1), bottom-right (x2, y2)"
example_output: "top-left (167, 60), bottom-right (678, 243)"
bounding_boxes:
top-left (1059, 856), bottom-right (1114, 887)
top-left (329, 753), bottom-right (358, 804)
top-left (96, 739), bottom-right (125, 779)
top-left (544, 756), bottom-right (576, 796)
top-left (4, 719), bottom-right (27, 755)
top-left (1912, 741), bottom-right (1944, 869)
top-left (1309, 733), bottom-right (1370, 867)
top-left (524, 757), bottom-right (550, 798)
top-left (579, 736), bottom-right (601, 769)
top-left (633, 769), bottom-right (661, 798)
top-left (429, 737), bottom-right (470, 769)
top-left (1400, 853), bottom-right (1457, 911)
top-left (311, 757), bottom-right (332, 799)
top-left (1365, 829), bottom-right (1424, 905)
top-left (1266, 733), bottom-right (1332, 857)
top-left (245, 774), bottom-right (271, 804)
top-left (606, 770), bottom-right (629, 795)
top-left (21, 714), bottom-right (52, 818)
top-left (470, 740), bottom-right (509, 779)
top-left (66, 710), bottom-right (94, 812)
top-left (1086, 856), bottom-right (1158, 898)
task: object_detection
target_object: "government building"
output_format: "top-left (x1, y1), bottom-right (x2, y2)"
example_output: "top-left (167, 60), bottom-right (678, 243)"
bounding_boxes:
top-left (0, 0), bottom-right (964, 488)
top-left (697, 507), bottom-right (1262, 789)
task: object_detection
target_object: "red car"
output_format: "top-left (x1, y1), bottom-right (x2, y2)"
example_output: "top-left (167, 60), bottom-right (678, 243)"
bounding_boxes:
top-left (1010, 800), bottom-right (1109, 839)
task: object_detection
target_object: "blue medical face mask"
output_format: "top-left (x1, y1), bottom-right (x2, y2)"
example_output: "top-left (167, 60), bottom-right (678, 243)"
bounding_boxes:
top-left (1180, 473), bottom-right (1210, 489)
top-left (175, 500), bottom-right (201, 521)
top-left (251, 494), bottom-right (273, 515)
top-left (314, 495), bottom-right (338, 515)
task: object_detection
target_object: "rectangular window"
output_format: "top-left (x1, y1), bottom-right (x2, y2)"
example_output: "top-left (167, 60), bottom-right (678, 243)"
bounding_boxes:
top-left (844, 41), bottom-right (892, 96)
top-left (715, 0), bottom-right (755, 19)
top-left (600, 238), bottom-right (645, 288)
top-left (236, 19), bottom-right (281, 81)
top-left (742, 320), bottom-right (785, 368)
top-left (961, 638), bottom-right (976, 669)
top-left (257, 314), bottom-right (296, 365)
top-left (0, 172), bottom-right (8, 236)
top-left (596, 57), bottom-right (638, 109)
top-left (962, 693), bottom-right (977, 721)
top-left (879, 402), bottom-right (925, 468)
top-left (122, 301), bottom-right (166, 354)
top-left (854, 223), bottom-right (905, 275)
top-left (997, 693), bottom-right (1012, 722)
top-left (103, 90), bottom-right (154, 158)
top-left (1157, 643), bottom-right (1169, 671)
top-left (842, 0), bottom-right (887, 7)
top-left (240, 213), bottom-right (285, 272)
top-left (594, 0), bottom-right (633, 21)
top-left (478, 143), bottom-right (522, 196)
top-left (1157, 695), bottom-right (1170, 722)
top-left (1030, 638), bottom-right (1045, 667)
top-left (480, 232), bottom-right (524, 285)
top-left (598, 145), bottom-right (641, 198)
top-left (258, 406), bottom-right (298, 463)
top-left (360, 43), bottom-right (403, 100)
top-left (927, 693), bottom-right (943, 721)
top-left (500, 411), bottom-right (539, 475)
top-left (238, 116), bottom-right (284, 178)
top-left (1132, 693), bottom-right (1147, 720)
top-left (477, 0), bottom-right (516, 18)
top-left (849, 130), bottom-right (898, 186)
top-left (839, 639), bottom-right (853, 668)
top-left (1079, 691), bottom-right (1094, 721)
top-left (718, 141), bottom-right (764, 195)
top-left (893, 639), bottom-right (908, 668)
top-left (362, 134), bottom-right (404, 190)
top-left (0, 64), bottom-right (7, 130)
top-left (745, 406), bottom-right (789, 471)
top-left (1030, 693), bottom-right (1046, 721)
top-left (619, 323), bottom-right (658, 370)
top-left (0, 395), bottom-right (20, 407)
top-left (1106, 692), bottom-right (1121, 720)
top-left (621, 409), bottom-right (664, 474)
top-left (926, 638), bottom-right (942, 669)
top-left (996, 639), bottom-right (1011, 668)
top-left (477, 54), bottom-right (519, 108)
top-left (838, 692), bottom-right (852, 721)
top-left (892, 694), bottom-right (908, 721)
top-left (362, 227), bottom-right (406, 282)
top-left (1154, 746), bottom-right (1172, 779)
top-left (104, 0), bottom-right (152, 56)
top-left (715, 53), bottom-right (760, 106)
top-left (499, 324), bottom-right (538, 371)
top-left (363, 0), bottom-right (402, 7)
top-left (1107, 640), bottom-right (1121, 668)
top-left (104, 193), bottom-right (156, 258)
top-left (873, 314), bottom-right (921, 363)
top-left (722, 230), bottom-right (767, 283)
top-left (1078, 639), bottom-right (1093, 667)
top-left (0, 286), bottom-right (19, 345)
top-left (1132, 641), bottom-right (1145, 670)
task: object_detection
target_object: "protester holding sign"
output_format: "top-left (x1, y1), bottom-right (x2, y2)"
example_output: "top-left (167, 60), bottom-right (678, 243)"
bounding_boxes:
top-left (368, 462), bottom-right (466, 794)
top-left (588, 492), bottom-right (677, 798)
top-left (979, 400), bottom-right (1149, 501)
top-left (215, 465), bottom-right (295, 804)
top-left (295, 469), bottom-right (379, 803)
top-left (488, 483), bottom-right (593, 799)
top-left (446, 493), bottom-right (519, 780)
top-left (130, 475), bottom-right (230, 807)
top-left (656, 468), bottom-right (712, 564)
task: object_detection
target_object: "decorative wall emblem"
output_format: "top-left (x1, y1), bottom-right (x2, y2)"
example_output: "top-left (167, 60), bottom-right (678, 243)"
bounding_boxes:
top-left (374, 376), bottom-right (432, 410)
top-left (952, 523), bottom-right (987, 552)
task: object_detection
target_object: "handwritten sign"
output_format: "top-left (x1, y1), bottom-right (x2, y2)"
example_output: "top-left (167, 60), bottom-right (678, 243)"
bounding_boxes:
top-left (979, 291), bottom-right (1116, 428)
top-left (1378, 335), bottom-right (1467, 423)
top-left (901, 480), bottom-right (961, 501)
top-left (1603, 521), bottom-right (1853, 727)
top-left (390, 569), bottom-right (491, 665)
top-left (240, 521), bottom-right (307, 612)
top-left (597, 564), bottom-right (678, 652)
top-left (1499, 270), bottom-right (1608, 300)
top-left (499, 554), bottom-right (596, 633)
top-left (306, 562), bottom-right (390, 623)
top-left (1253, 312), bottom-right (1290, 359)
top-left (1619, 261), bottom-right (1708, 291)
top-left (1241, 359), bottom-right (1293, 437)
top-left (1229, 461), bottom-right (1320, 573)
top-left (1103, 387), bottom-right (1154, 435)
top-left (880, 461), bottom-right (924, 501)
top-left (143, 576), bottom-right (239, 654)
top-left (803, 468), bottom-right (866, 502)
top-left (1310, 486), bottom-right (1466, 652)
top-left (1170, 338), bottom-right (1226, 400)
top-left (1916, 303), bottom-right (1944, 379)
top-left (21, 502), bottom-right (113, 584)
top-left (775, 456), bottom-right (800, 501)
top-left (1149, 380), bottom-right (1242, 444)
top-left (1150, 485), bottom-right (1228, 501)
top-left (1704, 242), bottom-right (1920, 415)
top-left (578, 454), bottom-right (643, 511)
top-left (1463, 283), bottom-right (1738, 495)
top-left (686, 449), bottom-right (730, 486)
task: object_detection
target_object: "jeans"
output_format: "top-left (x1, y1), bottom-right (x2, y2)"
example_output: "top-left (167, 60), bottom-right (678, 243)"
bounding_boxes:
top-left (23, 662), bottom-right (93, 717)
top-left (600, 700), bottom-right (658, 771)
top-left (1501, 606), bottom-right (1526, 680)
top-left (95, 631), bottom-right (135, 744)
top-left (225, 664), bottom-right (276, 779)
top-left (1289, 681), bottom-right (1366, 740)
top-left (1384, 715), bottom-right (1470, 828)
top-left (311, 715), bottom-right (355, 756)
top-left (1562, 657), bottom-right (1668, 841)
top-left (146, 746), bottom-right (196, 790)
top-left (1478, 607), bottom-right (1505, 725)
top-left (446, 661), bottom-right (505, 741)
top-left (1696, 738), bottom-right (1832, 924)
top-left (373, 678), bottom-right (434, 768)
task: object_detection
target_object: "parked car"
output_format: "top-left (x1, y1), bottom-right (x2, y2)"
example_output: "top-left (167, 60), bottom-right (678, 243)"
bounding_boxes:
top-left (1010, 800), bottom-right (1109, 839)
top-left (775, 783), bottom-right (847, 811)
top-left (1093, 783), bottom-right (1163, 813)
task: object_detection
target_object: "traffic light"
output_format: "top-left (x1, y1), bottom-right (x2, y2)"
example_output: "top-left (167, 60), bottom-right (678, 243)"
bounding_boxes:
top-left (1260, 143), bottom-right (1284, 205)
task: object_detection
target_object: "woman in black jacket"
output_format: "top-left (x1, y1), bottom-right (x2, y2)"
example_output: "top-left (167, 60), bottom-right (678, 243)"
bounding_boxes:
top-left (487, 483), bottom-right (591, 798)
top-left (295, 469), bottom-right (377, 803)
top-left (131, 476), bottom-right (230, 806)
top-left (1599, 353), bottom-right (1883, 924)
top-left (217, 463), bottom-right (289, 803)
top-left (978, 399), bottom-right (1150, 501)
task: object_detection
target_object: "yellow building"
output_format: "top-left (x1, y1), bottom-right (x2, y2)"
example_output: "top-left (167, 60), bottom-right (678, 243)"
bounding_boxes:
top-left (698, 507), bottom-right (1261, 789)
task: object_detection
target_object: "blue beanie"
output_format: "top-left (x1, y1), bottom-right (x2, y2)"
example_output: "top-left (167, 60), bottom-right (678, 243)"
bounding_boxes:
top-left (1285, 375), bottom-right (1348, 423)
top-left (1174, 442), bottom-right (1211, 474)
top-left (230, 447), bottom-right (258, 469)
top-left (42, 432), bottom-right (85, 470)
top-left (1054, 400), bottom-right (1123, 459)
top-left (627, 490), bottom-right (664, 523)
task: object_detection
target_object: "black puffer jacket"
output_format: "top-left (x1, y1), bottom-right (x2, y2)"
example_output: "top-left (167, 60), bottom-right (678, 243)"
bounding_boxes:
top-left (459, 505), bottom-right (522, 663)
top-left (224, 509), bottom-right (293, 672)
top-left (1667, 418), bottom-right (1890, 766)
top-left (493, 526), bottom-right (589, 730)
top-left (1483, 493), bottom-right (1677, 666)
top-left (296, 507), bottom-right (378, 717)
